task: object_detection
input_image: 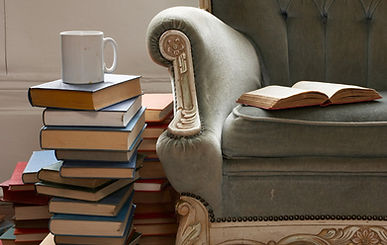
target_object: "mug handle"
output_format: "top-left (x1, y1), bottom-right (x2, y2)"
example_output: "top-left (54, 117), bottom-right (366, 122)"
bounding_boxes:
top-left (103, 37), bottom-right (118, 73)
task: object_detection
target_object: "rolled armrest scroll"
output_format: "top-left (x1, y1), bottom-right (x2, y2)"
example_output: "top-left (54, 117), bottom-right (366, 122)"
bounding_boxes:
top-left (159, 30), bottom-right (201, 137)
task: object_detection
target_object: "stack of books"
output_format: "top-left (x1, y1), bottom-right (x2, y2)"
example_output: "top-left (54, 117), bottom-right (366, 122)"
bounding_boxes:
top-left (28, 74), bottom-right (143, 244)
top-left (0, 158), bottom-right (52, 245)
top-left (134, 93), bottom-right (179, 244)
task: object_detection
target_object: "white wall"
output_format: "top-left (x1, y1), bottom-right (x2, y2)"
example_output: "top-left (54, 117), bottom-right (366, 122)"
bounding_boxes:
top-left (0, 0), bottom-right (197, 182)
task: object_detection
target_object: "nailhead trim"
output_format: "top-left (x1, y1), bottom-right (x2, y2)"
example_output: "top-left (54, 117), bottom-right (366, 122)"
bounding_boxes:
top-left (180, 192), bottom-right (387, 223)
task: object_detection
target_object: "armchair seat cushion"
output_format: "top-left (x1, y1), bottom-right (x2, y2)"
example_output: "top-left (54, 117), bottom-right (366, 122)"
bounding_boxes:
top-left (222, 91), bottom-right (387, 158)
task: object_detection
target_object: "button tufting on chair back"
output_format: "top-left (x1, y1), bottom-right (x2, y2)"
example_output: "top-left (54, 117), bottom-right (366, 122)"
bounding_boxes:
top-left (212, 0), bottom-right (387, 90)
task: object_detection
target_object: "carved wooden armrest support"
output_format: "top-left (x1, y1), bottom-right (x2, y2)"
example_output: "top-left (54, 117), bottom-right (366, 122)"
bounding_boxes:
top-left (159, 30), bottom-right (201, 137)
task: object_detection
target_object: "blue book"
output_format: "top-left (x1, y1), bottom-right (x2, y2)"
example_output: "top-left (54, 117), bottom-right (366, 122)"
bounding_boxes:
top-left (40, 107), bottom-right (146, 151)
top-left (28, 74), bottom-right (142, 110)
top-left (49, 184), bottom-right (134, 216)
top-left (43, 95), bottom-right (142, 127)
top-left (60, 152), bottom-right (142, 179)
top-left (50, 200), bottom-right (136, 237)
top-left (0, 226), bottom-right (15, 242)
top-left (22, 150), bottom-right (60, 184)
top-left (54, 207), bottom-right (138, 245)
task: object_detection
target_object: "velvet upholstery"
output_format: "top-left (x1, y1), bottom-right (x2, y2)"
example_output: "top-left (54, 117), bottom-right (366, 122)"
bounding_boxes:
top-left (146, 3), bottom-right (387, 217)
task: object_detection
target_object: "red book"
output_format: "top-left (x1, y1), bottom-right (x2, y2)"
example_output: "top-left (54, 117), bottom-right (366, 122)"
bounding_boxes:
top-left (142, 94), bottom-right (173, 123)
top-left (8, 162), bottom-right (35, 191)
top-left (14, 228), bottom-right (49, 242)
top-left (134, 179), bottom-right (168, 192)
top-left (0, 179), bottom-right (49, 205)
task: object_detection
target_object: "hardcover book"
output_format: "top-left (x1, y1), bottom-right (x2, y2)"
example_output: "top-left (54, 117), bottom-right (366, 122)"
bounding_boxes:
top-left (49, 184), bottom-right (134, 216)
top-left (28, 74), bottom-right (141, 110)
top-left (14, 205), bottom-right (51, 221)
top-left (142, 93), bottom-right (173, 122)
top-left (22, 150), bottom-right (59, 184)
top-left (53, 208), bottom-right (138, 245)
top-left (35, 175), bottom-right (138, 202)
top-left (54, 133), bottom-right (142, 162)
top-left (134, 179), bottom-right (168, 192)
top-left (8, 162), bottom-right (34, 191)
top-left (138, 159), bottom-right (166, 179)
top-left (40, 107), bottom-right (146, 151)
top-left (38, 162), bottom-right (111, 188)
top-left (13, 228), bottom-right (49, 242)
top-left (49, 202), bottom-right (135, 237)
top-left (43, 96), bottom-right (142, 127)
top-left (60, 153), bottom-right (143, 179)
top-left (237, 81), bottom-right (382, 110)
top-left (0, 180), bottom-right (49, 205)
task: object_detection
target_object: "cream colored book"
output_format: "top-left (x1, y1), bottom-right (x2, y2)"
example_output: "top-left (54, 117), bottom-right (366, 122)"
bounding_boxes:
top-left (237, 81), bottom-right (382, 110)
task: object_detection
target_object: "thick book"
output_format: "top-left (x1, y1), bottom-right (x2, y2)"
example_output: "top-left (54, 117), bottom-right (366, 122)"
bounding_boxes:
top-left (53, 209), bottom-right (138, 245)
top-left (22, 150), bottom-right (59, 184)
top-left (49, 202), bottom-right (135, 237)
top-left (133, 185), bottom-right (177, 204)
top-left (237, 81), bottom-right (382, 110)
top-left (138, 159), bottom-right (166, 179)
top-left (142, 122), bottom-right (168, 138)
top-left (142, 93), bottom-right (173, 122)
top-left (13, 228), bottom-right (49, 242)
top-left (49, 184), bottom-right (134, 216)
top-left (40, 107), bottom-right (146, 151)
top-left (138, 138), bottom-right (157, 152)
top-left (134, 223), bottom-right (177, 236)
top-left (38, 162), bottom-right (111, 188)
top-left (35, 175), bottom-right (138, 202)
top-left (14, 205), bottom-right (51, 221)
top-left (54, 133), bottom-right (142, 162)
top-left (0, 180), bottom-right (49, 205)
top-left (28, 74), bottom-right (142, 110)
top-left (8, 162), bottom-right (34, 191)
top-left (134, 179), bottom-right (168, 192)
top-left (43, 96), bottom-right (142, 127)
top-left (13, 219), bottom-right (49, 229)
top-left (60, 153), bottom-right (143, 179)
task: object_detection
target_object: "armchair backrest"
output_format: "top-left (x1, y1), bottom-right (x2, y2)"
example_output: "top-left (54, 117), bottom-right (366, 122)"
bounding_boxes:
top-left (212, 0), bottom-right (387, 90)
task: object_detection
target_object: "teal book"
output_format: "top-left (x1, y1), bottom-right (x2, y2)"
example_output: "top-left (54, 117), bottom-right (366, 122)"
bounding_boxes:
top-left (50, 201), bottom-right (136, 237)
top-left (40, 107), bottom-right (146, 151)
top-left (49, 184), bottom-right (134, 216)
top-left (0, 226), bottom-right (15, 242)
top-left (28, 74), bottom-right (142, 110)
top-left (54, 207), bottom-right (137, 245)
top-left (22, 150), bottom-right (60, 184)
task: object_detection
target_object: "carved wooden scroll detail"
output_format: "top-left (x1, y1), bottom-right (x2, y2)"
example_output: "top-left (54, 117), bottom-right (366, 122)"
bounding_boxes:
top-left (159, 30), bottom-right (201, 137)
top-left (215, 226), bottom-right (387, 245)
top-left (199, 0), bottom-right (212, 12)
top-left (175, 196), bottom-right (209, 245)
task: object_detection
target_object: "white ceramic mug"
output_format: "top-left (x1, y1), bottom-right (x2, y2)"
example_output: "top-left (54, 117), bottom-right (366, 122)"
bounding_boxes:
top-left (60, 30), bottom-right (117, 84)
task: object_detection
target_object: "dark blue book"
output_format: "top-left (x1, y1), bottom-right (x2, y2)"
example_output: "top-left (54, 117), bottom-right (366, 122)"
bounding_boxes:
top-left (50, 200), bottom-right (136, 237)
top-left (29, 74), bottom-right (142, 110)
top-left (49, 184), bottom-right (134, 216)
top-left (54, 207), bottom-right (138, 245)
top-left (43, 95), bottom-right (142, 127)
top-left (22, 150), bottom-right (60, 184)
top-left (40, 107), bottom-right (146, 151)
top-left (59, 150), bottom-right (143, 179)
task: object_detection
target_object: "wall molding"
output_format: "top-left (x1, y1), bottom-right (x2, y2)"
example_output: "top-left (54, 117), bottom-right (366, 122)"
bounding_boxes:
top-left (0, 75), bottom-right (171, 112)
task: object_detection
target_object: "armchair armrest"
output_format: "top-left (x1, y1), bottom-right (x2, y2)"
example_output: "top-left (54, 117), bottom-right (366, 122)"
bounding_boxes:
top-left (146, 6), bottom-right (261, 215)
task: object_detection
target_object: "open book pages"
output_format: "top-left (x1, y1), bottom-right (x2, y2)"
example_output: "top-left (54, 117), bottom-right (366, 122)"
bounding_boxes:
top-left (237, 81), bottom-right (382, 110)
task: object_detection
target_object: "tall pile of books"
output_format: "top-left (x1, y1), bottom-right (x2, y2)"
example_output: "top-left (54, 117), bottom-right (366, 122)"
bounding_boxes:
top-left (0, 157), bottom-right (53, 245)
top-left (26, 74), bottom-right (143, 244)
top-left (134, 93), bottom-right (179, 245)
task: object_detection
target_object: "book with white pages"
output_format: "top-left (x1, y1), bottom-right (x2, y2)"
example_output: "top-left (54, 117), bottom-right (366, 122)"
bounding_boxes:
top-left (43, 96), bottom-right (142, 127)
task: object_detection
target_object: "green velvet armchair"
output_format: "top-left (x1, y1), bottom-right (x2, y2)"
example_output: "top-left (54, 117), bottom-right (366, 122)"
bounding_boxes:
top-left (146, 0), bottom-right (387, 243)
